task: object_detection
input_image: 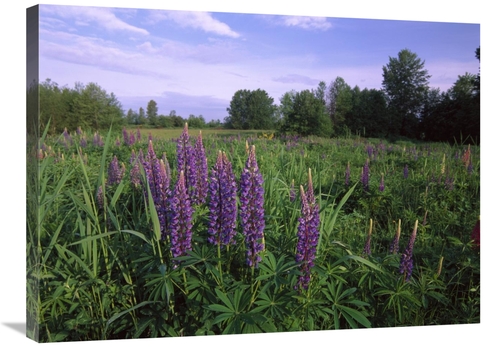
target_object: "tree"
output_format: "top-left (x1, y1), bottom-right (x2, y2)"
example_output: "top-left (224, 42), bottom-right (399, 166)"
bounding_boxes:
top-left (280, 89), bottom-right (331, 137)
top-left (225, 89), bottom-right (277, 129)
top-left (326, 77), bottom-right (352, 134)
top-left (382, 49), bottom-right (430, 138)
top-left (138, 107), bottom-right (146, 125)
top-left (147, 100), bottom-right (158, 127)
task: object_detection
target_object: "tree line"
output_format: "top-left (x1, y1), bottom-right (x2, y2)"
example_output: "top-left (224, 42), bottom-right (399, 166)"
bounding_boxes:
top-left (225, 48), bottom-right (480, 144)
top-left (39, 82), bottom-right (221, 135)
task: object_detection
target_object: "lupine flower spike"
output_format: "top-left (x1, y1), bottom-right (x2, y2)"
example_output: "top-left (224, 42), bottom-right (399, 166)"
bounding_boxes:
top-left (169, 170), bottom-right (194, 262)
top-left (208, 151), bottom-right (238, 246)
top-left (108, 155), bottom-right (124, 185)
top-left (361, 159), bottom-right (370, 192)
top-left (399, 220), bottom-right (419, 282)
top-left (295, 169), bottom-right (320, 292)
top-left (240, 145), bottom-right (265, 268)
top-left (379, 173), bottom-right (385, 192)
top-left (176, 123), bottom-right (197, 201)
top-left (193, 130), bottom-right (208, 205)
top-left (390, 219), bottom-right (401, 254)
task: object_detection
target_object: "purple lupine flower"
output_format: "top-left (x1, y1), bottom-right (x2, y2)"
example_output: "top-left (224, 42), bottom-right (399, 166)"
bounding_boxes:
top-left (122, 127), bottom-right (130, 145)
top-left (108, 155), bottom-right (124, 185)
top-left (379, 173), bottom-right (385, 192)
top-left (80, 136), bottom-right (87, 148)
top-left (240, 145), bottom-right (265, 268)
top-left (295, 169), bottom-right (320, 292)
top-left (136, 128), bottom-right (142, 142)
top-left (361, 159), bottom-right (370, 192)
top-left (143, 140), bottom-right (170, 239)
top-left (169, 170), bottom-right (193, 260)
top-left (129, 150), bottom-right (141, 188)
top-left (192, 131), bottom-right (208, 205)
top-left (403, 164), bottom-right (409, 179)
top-left (399, 220), bottom-right (419, 282)
top-left (363, 219), bottom-right (373, 256)
top-left (161, 152), bottom-right (171, 184)
top-left (96, 184), bottom-right (104, 210)
top-left (176, 123), bottom-right (197, 201)
top-left (76, 126), bottom-right (82, 136)
top-left (389, 220), bottom-right (401, 254)
top-left (290, 179), bottom-right (296, 202)
top-left (129, 132), bottom-right (136, 146)
top-left (115, 137), bottom-right (121, 147)
top-left (345, 162), bottom-right (351, 186)
top-left (208, 151), bottom-right (238, 246)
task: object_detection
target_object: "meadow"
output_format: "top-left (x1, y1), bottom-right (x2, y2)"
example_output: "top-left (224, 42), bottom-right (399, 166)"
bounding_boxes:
top-left (26, 124), bottom-right (480, 342)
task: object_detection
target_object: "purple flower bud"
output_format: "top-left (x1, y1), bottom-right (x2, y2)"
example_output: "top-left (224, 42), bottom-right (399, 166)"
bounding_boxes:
top-left (379, 173), bottom-right (385, 192)
top-left (176, 123), bottom-right (197, 201)
top-left (108, 155), bottom-right (124, 185)
top-left (192, 131), bottom-right (208, 205)
top-left (403, 164), bottom-right (409, 179)
top-left (389, 220), bottom-right (401, 254)
top-left (170, 171), bottom-right (193, 261)
top-left (399, 220), bottom-right (419, 281)
top-left (361, 159), bottom-right (370, 192)
top-left (240, 145), bottom-right (265, 268)
top-left (122, 127), bottom-right (130, 145)
top-left (208, 151), bottom-right (238, 246)
top-left (295, 169), bottom-right (320, 292)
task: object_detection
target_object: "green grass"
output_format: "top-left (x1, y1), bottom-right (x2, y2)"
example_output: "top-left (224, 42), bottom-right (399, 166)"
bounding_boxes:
top-left (27, 125), bottom-right (480, 341)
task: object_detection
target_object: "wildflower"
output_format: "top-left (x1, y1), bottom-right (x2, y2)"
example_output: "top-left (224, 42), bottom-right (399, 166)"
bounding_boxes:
top-left (471, 217), bottom-right (480, 250)
top-left (295, 170), bottom-right (320, 292)
top-left (379, 173), bottom-right (385, 192)
top-left (129, 150), bottom-right (141, 188)
top-left (361, 159), bottom-right (369, 191)
top-left (176, 123), bottom-right (197, 200)
top-left (462, 144), bottom-right (471, 168)
top-left (192, 131), bottom-right (208, 205)
top-left (143, 140), bottom-right (170, 239)
top-left (389, 219), bottom-right (401, 254)
top-left (240, 145), bottom-right (265, 268)
top-left (399, 220), bottom-right (419, 282)
top-left (440, 154), bottom-right (446, 174)
top-left (136, 128), bottom-right (142, 142)
top-left (122, 127), bottom-right (129, 145)
top-left (96, 184), bottom-right (104, 210)
top-left (363, 219), bottom-right (373, 256)
top-left (80, 136), bottom-right (87, 148)
top-left (170, 171), bottom-right (193, 260)
top-left (76, 126), bottom-right (82, 136)
top-left (107, 155), bottom-right (124, 185)
top-left (208, 151), bottom-right (238, 246)
top-left (403, 164), bottom-right (409, 179)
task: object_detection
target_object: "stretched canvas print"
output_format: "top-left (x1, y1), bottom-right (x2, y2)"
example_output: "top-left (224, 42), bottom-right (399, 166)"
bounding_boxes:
top-left (26, 3), bottom-right (480, 343)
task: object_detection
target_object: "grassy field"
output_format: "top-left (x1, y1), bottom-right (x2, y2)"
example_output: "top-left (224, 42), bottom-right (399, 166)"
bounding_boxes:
top-left (26, 125), bottom-right (480, 342)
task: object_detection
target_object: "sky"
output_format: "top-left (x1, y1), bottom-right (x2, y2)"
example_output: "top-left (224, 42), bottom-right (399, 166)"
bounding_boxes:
top-left (38, 4), bottom-right (480, 122)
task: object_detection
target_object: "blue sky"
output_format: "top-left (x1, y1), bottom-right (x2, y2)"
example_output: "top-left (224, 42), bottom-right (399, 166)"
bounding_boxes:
top-left (38, 4), bottom-right (480, 122)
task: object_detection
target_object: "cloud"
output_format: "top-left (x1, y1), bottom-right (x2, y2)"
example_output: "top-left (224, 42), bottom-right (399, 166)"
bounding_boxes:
top-left (149, 10), bottom-right (240, 38)
top-left (40, 5), bottom-right (149, 36)
top-left (275, 15), bottom-right (332, 31)
top-left (273, 74), bottom-right (320, 85)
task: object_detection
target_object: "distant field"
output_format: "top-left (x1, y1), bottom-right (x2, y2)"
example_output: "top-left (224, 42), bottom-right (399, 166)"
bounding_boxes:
top-left (126, 127), bottom-right (267, 140)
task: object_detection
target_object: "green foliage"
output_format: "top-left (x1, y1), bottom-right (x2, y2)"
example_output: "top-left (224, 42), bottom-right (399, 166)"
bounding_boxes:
top-left (382, 48), bottom-right (430, 137)
top-left (280, 89), bottom-right (332, 137)
top-left (225, 89), bottom-right (278, 130)
top-left (30, 125), bottom-right (480, 342)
